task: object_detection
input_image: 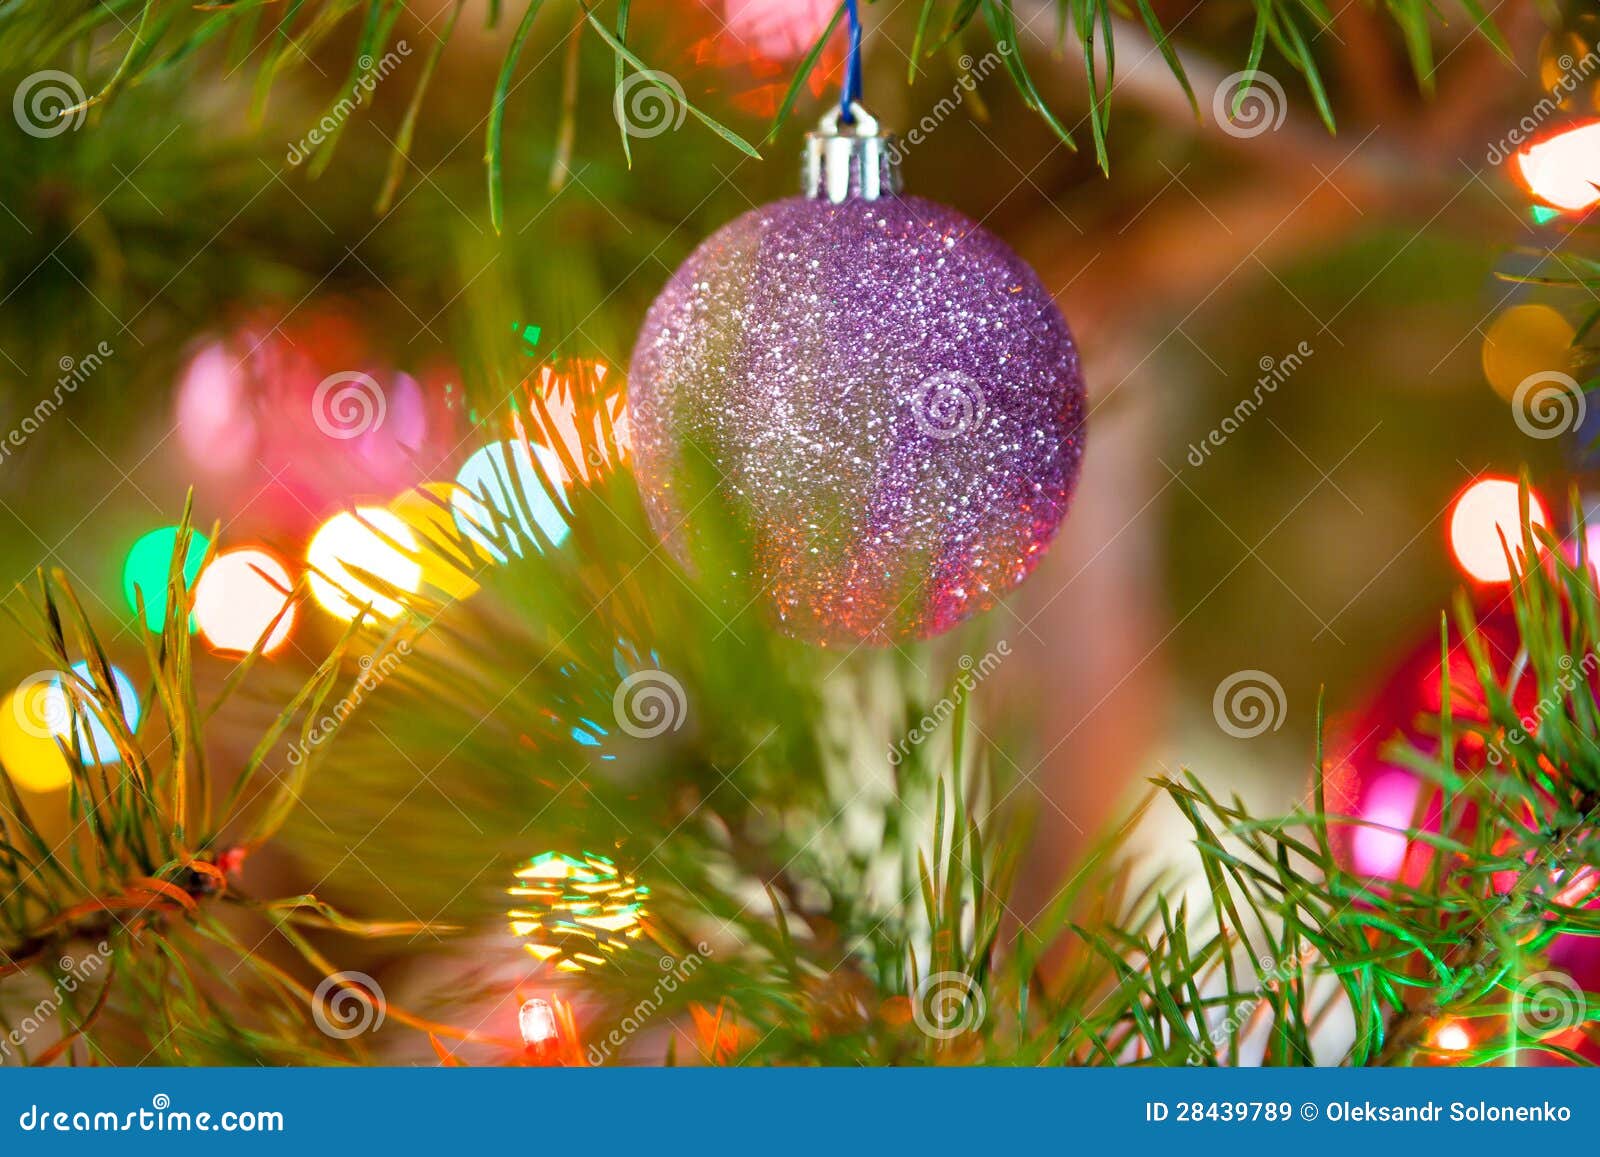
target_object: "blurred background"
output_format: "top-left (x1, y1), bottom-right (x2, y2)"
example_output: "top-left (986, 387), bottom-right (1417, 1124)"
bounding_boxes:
top-left (0, 0), bottom-right (1586, 1015)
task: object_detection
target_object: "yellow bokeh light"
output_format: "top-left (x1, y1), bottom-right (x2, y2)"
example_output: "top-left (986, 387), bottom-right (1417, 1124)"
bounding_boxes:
top-left (1448, 478), bottom-right (1550, 584)
top-left (306, 507), bottom-right (423, 622)
top-left (194, 547), bottom-right (297, 656)
top-left (390, 483), bottom-right (481, 602)
top-left (1481, 304), bottom-right (1575, 401)
top-left (0, 684), bottom-right (71, 794)
top-left (506, 851), bottom-right (648, 973)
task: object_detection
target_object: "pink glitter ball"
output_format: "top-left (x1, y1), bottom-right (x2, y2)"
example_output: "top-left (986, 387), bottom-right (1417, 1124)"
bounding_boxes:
top-left (627, 193), bottom-right (1086, 646)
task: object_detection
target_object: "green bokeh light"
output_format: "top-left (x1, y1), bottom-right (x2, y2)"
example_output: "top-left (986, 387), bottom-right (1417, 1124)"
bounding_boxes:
top-left (122, 526), bottom-right (211, 632)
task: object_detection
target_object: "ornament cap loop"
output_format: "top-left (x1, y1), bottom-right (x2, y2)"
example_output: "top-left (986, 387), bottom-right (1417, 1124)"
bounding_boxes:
top-left (803, 103), bottom-right (902, 204)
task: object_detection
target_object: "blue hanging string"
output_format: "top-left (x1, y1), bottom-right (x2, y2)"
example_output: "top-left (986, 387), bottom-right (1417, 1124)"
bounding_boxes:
top-left (840, 0), bottom-right (863, 124)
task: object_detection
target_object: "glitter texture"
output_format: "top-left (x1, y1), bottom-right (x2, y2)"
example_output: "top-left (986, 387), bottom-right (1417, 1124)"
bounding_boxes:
top-left (628, 193), bottom-right (1086, 646)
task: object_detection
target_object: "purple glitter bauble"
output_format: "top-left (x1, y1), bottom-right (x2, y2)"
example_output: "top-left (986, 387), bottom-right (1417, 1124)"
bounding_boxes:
top-left (627, 192), bottom-right (1086, 646)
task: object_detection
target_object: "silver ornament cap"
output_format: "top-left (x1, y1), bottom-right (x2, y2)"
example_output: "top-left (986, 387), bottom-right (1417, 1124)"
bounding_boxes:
top-left (803, 103), bottom-right (902, 203)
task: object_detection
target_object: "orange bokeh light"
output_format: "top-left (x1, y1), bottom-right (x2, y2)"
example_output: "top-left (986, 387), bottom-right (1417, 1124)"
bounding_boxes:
top-left (1448, 478), bottom-right (1550, 583)
top-left (194, 548), bottom-right (297, 656)
top-left (525, 360), bottom-right (631, 487)
top-left (1514, 119), bottom-right (1600, 212)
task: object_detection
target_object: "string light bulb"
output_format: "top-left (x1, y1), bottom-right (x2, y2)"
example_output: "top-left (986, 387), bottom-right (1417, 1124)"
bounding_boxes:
top-left (519, 998), bottom-right (559, 1049)
top-left (1430, 1019), bottom-right (1472, 1053)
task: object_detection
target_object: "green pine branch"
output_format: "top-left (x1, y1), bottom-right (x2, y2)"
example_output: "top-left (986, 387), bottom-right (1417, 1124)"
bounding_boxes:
top-left (0, 0), bottom-right (1511, 221)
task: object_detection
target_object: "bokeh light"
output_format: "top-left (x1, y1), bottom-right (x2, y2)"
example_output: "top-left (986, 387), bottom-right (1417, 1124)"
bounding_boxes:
top-left (39, 662), bottom-right (141, 767)
top-left (0, 681), bottom-right (71, 793)
top-left (451, 440), bottom-right (570, 563)
top-left (306, 507), bottom-right (422, 622)
top-left (123, 526), bottom-right (210, 632)
top-left (722, 0), bottom-right (837, 61)
top-left (1480, 304), bottom-right (1575, 401)
top-left (193, 548), bottom-right (297, 656)
top-left (507, 851), bottom-right (649, 973)
top-left (1514, 120), bottom-right (1600, 213)
top-left (390, 483), bottom-right (481, 601)
top-left (174, 339), bottom-right (259, 475)
top-left (1349, 770), bottom-right (1420, 878)
top-left (527, 360), bottom-right (631, 486)
top-left (1431, 1019), bottom-right (1472, 1053)
top-left (1448, 478), bottom-right (1549, 583)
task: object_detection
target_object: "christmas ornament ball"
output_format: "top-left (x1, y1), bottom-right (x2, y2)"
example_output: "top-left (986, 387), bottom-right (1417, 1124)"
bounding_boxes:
top-left (627, 111), bottom-right (1086, 646)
